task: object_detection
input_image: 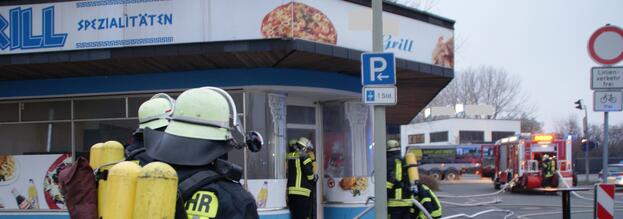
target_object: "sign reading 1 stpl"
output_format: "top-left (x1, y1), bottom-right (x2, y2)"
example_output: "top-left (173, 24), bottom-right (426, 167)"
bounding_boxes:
top-left (361, 52), bottom-right (398, 105)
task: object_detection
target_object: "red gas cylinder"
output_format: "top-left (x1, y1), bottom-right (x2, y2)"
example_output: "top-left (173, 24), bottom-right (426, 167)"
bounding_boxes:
top-left (524, 175), bottom-right (542, 189)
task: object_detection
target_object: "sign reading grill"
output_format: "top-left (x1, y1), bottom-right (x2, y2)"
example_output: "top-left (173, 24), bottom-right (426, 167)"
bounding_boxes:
top-left (591, 66), bottom-right (623, 90)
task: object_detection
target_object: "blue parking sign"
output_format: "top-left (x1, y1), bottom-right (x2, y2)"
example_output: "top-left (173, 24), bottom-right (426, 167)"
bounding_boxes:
top-left (361, 52), bottom-right (396, 86)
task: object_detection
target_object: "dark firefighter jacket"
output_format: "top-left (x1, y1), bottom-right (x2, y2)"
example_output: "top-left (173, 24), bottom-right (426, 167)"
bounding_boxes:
top-left (413, 184), bottom-right (442, 219)
top-left (386, 150), bottom-right (411, 207)
top-left (287, 151), bottom-right (315, 197)
top-left (174, 163), bottom-right (259, 219)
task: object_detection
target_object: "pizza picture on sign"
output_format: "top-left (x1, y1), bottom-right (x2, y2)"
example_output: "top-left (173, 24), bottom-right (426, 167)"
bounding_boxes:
top-left (261, 2), bottom-right (337, 45)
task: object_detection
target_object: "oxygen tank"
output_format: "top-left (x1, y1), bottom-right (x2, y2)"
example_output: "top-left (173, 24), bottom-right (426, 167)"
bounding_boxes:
top-left (93, 140), bottom-right (125, 218)
top-left (133, 162), bottom-right (178, 219)
top-left (405, 152), bottom-right (420, 183)
top-left (104, 161), bottom-right (141, 219)
top-left (89, 143), bottom-right (104, 169)
top-left (307, 151), bottom-right (318, 174)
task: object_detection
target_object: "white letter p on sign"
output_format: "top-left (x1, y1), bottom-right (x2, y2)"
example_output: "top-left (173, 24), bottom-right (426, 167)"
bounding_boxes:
top-left (369, 57), bottom-right (387, 81)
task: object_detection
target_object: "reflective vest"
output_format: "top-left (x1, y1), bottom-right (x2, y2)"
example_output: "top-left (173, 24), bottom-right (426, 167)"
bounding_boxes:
top-left (547, 159), bottom-right (556, 177)
top-left (414, 185), bottom-right (442, 219)
top-left (287, 151), bottom-right (315, 197)
top-left (387, 153), bottom-right (411, 207)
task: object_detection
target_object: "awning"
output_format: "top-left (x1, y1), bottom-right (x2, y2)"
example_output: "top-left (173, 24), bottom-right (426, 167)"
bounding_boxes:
top-left (0, 39), bottom-right (452, 124)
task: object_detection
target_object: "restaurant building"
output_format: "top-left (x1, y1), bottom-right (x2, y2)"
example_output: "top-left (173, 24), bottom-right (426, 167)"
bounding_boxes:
top-left (0, 0), bottom-right (454, 218)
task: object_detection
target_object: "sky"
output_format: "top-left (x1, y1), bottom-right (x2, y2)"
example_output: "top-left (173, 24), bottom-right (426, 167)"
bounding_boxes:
top-left (422, 0), bottom-right (623, 131)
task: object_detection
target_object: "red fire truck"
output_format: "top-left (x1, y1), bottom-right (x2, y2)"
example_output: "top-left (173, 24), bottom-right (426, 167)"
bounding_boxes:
top-left (492, 133), bottom-right (574, 192)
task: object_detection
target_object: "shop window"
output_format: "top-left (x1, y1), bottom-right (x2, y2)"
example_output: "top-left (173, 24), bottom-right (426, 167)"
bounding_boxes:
top-left (0, 103), bottom-right (19, 122)
top-left (245, 92), bottom-right (287, 179)
top-left (408, 134), bottom-right (425, 144)
top-left (230, 92), bottom-right (244, 114)
top-left (21, 101), bottom-right (71, 121)
top-left (492, 131), bottom-right (515, 142)
top-left (0, 122), bottom-right (71, 155)
top-left (74, 119), bottom-right (137, 152)
top-left (287, 105), bottom-right (316, 125)
top-left (459, 131), bottom-right (484, 144)
top-left (322, 101), bottom-right (372, 178)
top-left (430, 131), bottom-right (448, 143)
top-left (74, 98), bottom-right (126, 119)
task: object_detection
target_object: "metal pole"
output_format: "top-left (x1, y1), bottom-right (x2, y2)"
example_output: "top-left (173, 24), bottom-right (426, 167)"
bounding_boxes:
top-left (562, 191), bottom-right (570, 219)
top-left (372, 0), bottom-right (387, 218)
top-left (601, 112), bottom-right (609, 183)
top-left (583, 107), bottom-right (589, 182)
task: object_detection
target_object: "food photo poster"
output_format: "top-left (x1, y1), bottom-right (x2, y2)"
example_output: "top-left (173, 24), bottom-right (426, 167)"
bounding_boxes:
top-left (0, 154), bottom-right (71, 210)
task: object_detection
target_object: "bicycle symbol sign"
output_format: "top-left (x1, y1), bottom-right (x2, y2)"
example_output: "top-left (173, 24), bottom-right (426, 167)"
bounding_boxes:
top-left (594, 91), bottom-right (623, 112)
top-left (600, 93), bottom-right (617, 103)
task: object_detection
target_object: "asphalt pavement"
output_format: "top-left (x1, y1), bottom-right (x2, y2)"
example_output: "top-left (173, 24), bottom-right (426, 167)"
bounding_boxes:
top-left (436, 174), bottom-right (623, 219)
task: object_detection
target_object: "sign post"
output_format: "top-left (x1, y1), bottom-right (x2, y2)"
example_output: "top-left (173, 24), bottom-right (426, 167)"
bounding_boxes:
top-left (371, 0), bottom-right (386, 218)
top-left (588, 24), bottom-right (623, 183)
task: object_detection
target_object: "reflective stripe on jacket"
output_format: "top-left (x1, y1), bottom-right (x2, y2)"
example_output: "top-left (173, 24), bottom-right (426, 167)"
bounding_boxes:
top-left (287, 151), bottom-right (314, 197)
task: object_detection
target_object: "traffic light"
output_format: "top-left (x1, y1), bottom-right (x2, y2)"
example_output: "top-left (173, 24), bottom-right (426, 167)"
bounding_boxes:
top-left (574, 99), bottom-right (583, 110)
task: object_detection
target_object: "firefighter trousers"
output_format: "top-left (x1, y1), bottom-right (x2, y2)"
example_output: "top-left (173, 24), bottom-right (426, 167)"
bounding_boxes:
top-left (288, 195), bottom-right (312, 219)
top-left (388, 206), bottom-right (411, 219)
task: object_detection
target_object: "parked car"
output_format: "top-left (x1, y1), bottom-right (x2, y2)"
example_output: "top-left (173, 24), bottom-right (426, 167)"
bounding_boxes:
top-left (599, 164), bottom-right (623, 185)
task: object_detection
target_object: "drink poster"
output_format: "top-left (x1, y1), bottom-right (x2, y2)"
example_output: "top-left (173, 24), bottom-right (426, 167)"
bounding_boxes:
top-left (0, 154), bottom-right (71, 210)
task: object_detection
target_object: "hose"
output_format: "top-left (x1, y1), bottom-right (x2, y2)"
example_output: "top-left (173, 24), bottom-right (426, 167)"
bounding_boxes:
top-left (440, 197), bottom-right (501, 207)
top-left (440, 209), bottom-right (514, 219)
top-left (516, 208), bottom-right (623, 218)
top-left (413, 198), bottom-right (433, 219)
top-left (352, 205), bottom-right (375, 219)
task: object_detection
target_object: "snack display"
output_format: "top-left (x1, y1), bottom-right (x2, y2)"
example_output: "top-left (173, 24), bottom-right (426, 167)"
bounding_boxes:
top-left (43, 154), bottom-right (71, 209)
top-left (261, 2), bottom-right (337, 45)
top-left (0, 155), bottom-right (17, 184)
top-left (338, 176), bottom-right (368, 197)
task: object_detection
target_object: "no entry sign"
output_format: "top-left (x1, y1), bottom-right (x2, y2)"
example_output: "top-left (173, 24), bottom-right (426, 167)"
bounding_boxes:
top-left (588, 25), bottom-right (623, 65)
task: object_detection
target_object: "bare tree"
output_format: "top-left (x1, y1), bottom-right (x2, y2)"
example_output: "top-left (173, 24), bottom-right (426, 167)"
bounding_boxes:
top-left (520, 113), bottom-right (543, 133)
top-left (427, 65), bottom-right (531, 119)
top-left (554, 114), bottom-right (581, 137)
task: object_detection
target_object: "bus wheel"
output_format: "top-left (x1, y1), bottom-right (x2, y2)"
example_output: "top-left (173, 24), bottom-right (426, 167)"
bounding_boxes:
top-left (429, 169), bottom-right (442, 181)
top-left (445, 168), bottom-right (460, 181)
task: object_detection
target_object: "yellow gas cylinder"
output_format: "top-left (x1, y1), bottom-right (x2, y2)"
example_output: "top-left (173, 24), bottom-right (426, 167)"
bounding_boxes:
top-left (104, 161), bottom-right (141, 219)
top-left (307, 151), bottom-right (318, 174)
top-left (96, 140), bottom-right (125, 218)
top-left (89, 142), bottom-right (104, 168)
top-left (405, 152), bottom-right (420, 182)
top-left (133, 162), bottom-right (178, 219)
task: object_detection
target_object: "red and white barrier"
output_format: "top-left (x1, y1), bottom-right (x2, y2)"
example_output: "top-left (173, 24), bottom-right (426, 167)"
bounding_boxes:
top-left (595, 184), bottom-right (615, 219)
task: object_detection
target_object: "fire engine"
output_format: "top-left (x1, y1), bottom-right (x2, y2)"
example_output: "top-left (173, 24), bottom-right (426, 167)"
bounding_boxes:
top-left (492, 133), bottom-right (574, 192)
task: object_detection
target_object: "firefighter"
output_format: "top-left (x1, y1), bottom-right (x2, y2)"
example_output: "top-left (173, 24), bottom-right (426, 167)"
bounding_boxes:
top-left (411, 182), bottom-right (443, 219)
top-left (144, 87), bottom-right (259, 219)
top-left (287, 137), bottom-right (316, 219)
top-left (386, 139), bottom-right (411, 219)
top-left (541, 154), bottom-right (554, 187)
top-left (303, 138), bottom-right (318, 219)
top-left (125, 93), bottom-right (175, 166)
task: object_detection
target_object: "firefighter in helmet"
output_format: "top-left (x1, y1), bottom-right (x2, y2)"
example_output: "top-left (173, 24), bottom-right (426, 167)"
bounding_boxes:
top-left (144, 87), bottom-right (259, 219)
top-left (125, 93), bottom-right (175, 166)
top-left (286, 137), bottom-right (316, 219)
top-left (541, 154), bottom-right (554, 187)
top-left (411, 182), bottom-right (443, 219)
top-left (386, 139), bottom-right (411, 218)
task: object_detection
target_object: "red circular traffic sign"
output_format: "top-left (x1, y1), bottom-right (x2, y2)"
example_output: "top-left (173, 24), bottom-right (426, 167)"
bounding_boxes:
top-left (588, 25), bottom-right (623, 65)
